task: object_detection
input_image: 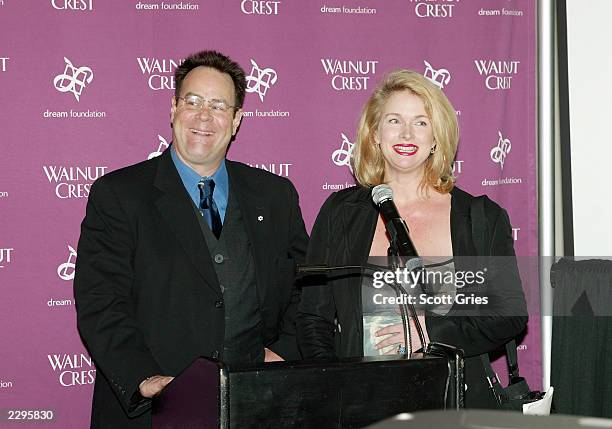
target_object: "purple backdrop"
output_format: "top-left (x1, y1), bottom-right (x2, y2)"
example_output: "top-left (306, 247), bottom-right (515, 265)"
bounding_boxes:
top-left (0, 0), bottom-right (537, 426)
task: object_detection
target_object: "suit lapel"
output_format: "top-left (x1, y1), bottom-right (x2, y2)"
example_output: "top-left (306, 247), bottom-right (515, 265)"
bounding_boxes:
top-left (225, 161), bottom-right (271, 304)
top-left (152, 149), bottom-right (222, 297)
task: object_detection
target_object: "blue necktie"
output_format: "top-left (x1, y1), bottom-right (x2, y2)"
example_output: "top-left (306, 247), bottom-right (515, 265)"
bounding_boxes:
top-left (198, 178), bottom-right (222, 239)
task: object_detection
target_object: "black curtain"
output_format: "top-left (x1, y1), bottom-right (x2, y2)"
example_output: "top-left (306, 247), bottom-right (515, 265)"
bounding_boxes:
top-left (550, 258), bottom-right (612, 417)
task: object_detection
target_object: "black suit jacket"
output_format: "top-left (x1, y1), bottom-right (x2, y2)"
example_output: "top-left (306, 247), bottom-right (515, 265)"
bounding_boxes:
top-left (296, 185), bottom-right (527, 408)
top-left (74, 148), bottom-right (308, 428)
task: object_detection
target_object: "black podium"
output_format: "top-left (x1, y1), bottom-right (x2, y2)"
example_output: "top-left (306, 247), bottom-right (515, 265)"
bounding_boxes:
top-left (153, 348), bottom-right (463, 428)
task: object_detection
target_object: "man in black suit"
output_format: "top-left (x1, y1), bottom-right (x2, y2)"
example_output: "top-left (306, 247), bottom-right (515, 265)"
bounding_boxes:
top-left (74, 50), bottom-right (308, 428)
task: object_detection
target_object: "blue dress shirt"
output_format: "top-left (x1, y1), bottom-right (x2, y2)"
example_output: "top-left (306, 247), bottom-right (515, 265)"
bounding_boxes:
top-left (170, 145), bottom-right (228, 224)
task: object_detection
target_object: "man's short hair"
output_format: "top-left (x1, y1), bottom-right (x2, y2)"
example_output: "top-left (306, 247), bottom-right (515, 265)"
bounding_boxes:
top-left (174, 50), bottom-right (247, 108)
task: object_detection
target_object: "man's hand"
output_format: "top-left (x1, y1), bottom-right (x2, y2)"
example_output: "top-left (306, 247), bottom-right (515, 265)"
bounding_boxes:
top-left (138, 375), bottom-right (174, 398)
top-left (264, 348), bottom-right (284, 362)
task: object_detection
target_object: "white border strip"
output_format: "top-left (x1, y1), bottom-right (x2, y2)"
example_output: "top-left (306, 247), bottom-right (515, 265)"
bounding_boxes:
top-left (538, 0), bottom-right (555, 390)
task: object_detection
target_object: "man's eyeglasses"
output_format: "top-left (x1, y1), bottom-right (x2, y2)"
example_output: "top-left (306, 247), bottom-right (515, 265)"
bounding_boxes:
top-left (177, 94), bottom-right (238, 113)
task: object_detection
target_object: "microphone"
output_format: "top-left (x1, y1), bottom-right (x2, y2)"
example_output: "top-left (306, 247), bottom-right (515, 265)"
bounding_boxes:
top-left (296, 263), bottom-right (387, 276)
top-left (371, 184), bottom-right (419, 259)
top-left (296, 264), bottom-right (365, 275)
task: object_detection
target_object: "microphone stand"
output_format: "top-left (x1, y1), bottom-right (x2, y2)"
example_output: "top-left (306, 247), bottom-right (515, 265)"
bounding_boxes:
top-left (386, 244), bottom-right (427, 358)
top-left (386, 246), bottom-right (411, 358)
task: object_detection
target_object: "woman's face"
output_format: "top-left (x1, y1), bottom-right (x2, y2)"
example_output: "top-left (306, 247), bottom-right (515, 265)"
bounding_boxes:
top-left (375, 90), bottom-right (435, 181)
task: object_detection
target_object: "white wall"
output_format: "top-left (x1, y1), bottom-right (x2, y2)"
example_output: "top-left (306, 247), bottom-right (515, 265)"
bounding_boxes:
top-left (566, 0), bottom-right (612, 256)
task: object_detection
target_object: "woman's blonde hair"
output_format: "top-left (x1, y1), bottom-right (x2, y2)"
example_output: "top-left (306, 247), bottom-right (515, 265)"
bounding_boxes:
top-left (352, 69), bottom-right (459, 194)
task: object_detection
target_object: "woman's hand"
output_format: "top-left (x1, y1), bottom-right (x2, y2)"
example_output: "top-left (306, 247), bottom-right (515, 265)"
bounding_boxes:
top-left (374, 324), bottom-right (407, 355)
top-left (374, 315), bottom-right (429, 355)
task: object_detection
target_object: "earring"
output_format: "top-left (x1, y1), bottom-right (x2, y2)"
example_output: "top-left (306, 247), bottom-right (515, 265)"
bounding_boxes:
top-left (430, 146), bottom-right (436, 154)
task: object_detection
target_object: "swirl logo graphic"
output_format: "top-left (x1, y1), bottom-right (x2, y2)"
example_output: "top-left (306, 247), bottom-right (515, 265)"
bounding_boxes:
top-left (245, 59), bottom-right (278, 102)
top-left (148, 135), bottom-right (169, 160)
top-left (423, 60), bottom-right (451, 89)
top-left (490, 131), bottom-right (512, 170)
top-left (57, 245), bottom-right (77, 281)
top-left (53, 57), bottom-right (94, 102)
top-left (331, 133), bottom-right (354, 172)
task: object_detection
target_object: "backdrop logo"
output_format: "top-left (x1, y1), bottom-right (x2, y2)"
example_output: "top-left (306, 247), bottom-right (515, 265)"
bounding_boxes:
top-left (57, 245), bottom-right (77, 281)
top-left (474, 60), bottom-right (520, 90)
top-left (148, 135), bottom-right (170, 159)
top-left (246, 162), bottom-right (291, 177)
top-left (490, 131), bottom-right (511, 170)
top-left (43, 165), bottom-right (108, 199)
top-left (135, 2), bottom-right (199, 11)
top-left (410, 0), bottom-right (457, 18)
top-left (47, 353), bottom-right (96, 387)
top-left (478, 6), bottom-right (524, 17)
top-left (320, 58), bottom-right (378, 91)
top-left (241, 0), bottom-right (280, 14)
top-left (423, 60), bottom-right (450, 89)
top-left (0, 247), bottom-right (14, 269)
top-left (0, 57), bottom-right (9, 72)
top-left (53, 57), bottom-right (94, 102)
top-left (246, 59), bottom-right (278, 102)
top-left (137, 57), bottom-right (180, 91)
top-left (331, 133), bottom-right (354, 172)
top-left (512, 227), bottom-right (520, 241)
top-left (452, 160), bottom-right (464, 175)
top-left (320, 5), bottom-right (377, 14)
top-left (51, 0), bottom-right (93, 10)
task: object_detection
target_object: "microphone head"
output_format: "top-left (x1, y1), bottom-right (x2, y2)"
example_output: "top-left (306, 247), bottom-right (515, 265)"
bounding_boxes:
top-left (372, 184), bottom-right (393, 206)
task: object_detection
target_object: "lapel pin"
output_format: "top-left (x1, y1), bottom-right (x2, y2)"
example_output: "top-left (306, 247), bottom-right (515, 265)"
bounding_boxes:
top-left (257, 215), bottom-right (264, 222)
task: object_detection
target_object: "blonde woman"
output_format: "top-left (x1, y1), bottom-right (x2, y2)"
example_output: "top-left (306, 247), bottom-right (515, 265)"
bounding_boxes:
top-left (297, 70), bottom-right (527, 408)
